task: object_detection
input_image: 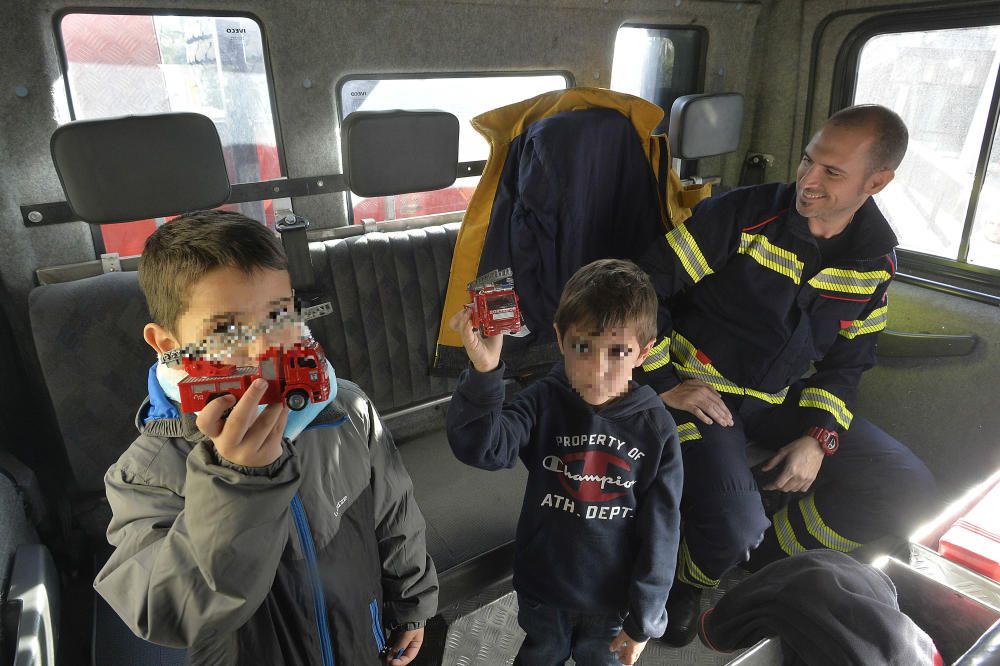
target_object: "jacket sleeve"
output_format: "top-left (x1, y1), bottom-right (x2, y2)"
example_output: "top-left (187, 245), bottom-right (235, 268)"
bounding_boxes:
top-left (636, 193), bottom-right (745, 394)
top-left (445, 362), bottom-right (541, 470)
top-left (365, 392), bottom-right (440, 629)
top-left (94, 438), bottom-right (301, 647)
top-left (622, 414), bottom-right (684, 643)
top-left (798, 268), bottom-right (893, 433)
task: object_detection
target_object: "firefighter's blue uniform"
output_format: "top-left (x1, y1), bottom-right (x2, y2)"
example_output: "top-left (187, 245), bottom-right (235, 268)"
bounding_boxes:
top-left (638, 182), bottom-right (936, 587)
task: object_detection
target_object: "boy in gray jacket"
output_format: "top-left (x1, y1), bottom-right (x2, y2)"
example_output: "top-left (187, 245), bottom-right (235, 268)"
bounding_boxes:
top-left (94, 210), bottom-right (437, 666)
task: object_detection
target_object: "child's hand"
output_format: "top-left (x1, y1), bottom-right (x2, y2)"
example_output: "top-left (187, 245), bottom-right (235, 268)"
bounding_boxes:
top-left (383, 626), bottom-right (423, 665)
top-left (196, 379), bottom-right (289, 468)
top-left (609, 629), bottom-right (647, 665)
top-left (448, 306), bottom-right (503, 373)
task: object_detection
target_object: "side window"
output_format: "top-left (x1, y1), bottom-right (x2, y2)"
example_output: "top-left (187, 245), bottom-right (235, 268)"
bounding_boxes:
top-left (338, 73), bottom-right (570, 224)
top-left (610, 25), bottom-right (707, 133)
top-left (57, 12), bottom-right (289, 256)
top-left (849, 24), bottom-right (1000, 272)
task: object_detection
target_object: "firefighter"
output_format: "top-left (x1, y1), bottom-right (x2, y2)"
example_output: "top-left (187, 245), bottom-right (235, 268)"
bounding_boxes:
top-left (637, 105), bottom-right (937, 646)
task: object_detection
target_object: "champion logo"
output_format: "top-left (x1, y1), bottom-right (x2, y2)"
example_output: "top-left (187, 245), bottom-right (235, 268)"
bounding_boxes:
top-left (542, 452), bottom-right (635, 502)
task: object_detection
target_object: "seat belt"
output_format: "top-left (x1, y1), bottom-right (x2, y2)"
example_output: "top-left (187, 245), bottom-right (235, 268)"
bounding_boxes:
top-left (276, 214), bottom-right (315, 292)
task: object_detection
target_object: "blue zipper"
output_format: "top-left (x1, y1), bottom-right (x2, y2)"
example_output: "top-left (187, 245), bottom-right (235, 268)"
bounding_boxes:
top-left (291, 494), bottom-right (335, 666)
top-left (369, 600), bottom-right (386, 652)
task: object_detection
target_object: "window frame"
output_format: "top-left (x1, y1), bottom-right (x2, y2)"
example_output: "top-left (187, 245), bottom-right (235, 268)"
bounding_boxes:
top-left (53, 7), bottom-right (288, 255)
top-left (334, 69), bottom-right (575, 225)
top-left (832, 8), bottom-right (1000, 292)
top-left (612, 22), bottom-right (709, 102)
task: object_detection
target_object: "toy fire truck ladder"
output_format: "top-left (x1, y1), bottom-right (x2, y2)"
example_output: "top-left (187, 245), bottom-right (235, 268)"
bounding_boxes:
top-left (468, 268), bottom-right (513, 291)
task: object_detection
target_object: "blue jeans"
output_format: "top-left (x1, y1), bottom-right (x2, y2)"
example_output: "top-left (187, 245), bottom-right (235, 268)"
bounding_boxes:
top-left (515, 593), bottom-right (625, 666)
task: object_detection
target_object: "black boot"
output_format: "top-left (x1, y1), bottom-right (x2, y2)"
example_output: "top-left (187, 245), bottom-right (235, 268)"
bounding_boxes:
top-left (662, 581), bottom-right (703, 647)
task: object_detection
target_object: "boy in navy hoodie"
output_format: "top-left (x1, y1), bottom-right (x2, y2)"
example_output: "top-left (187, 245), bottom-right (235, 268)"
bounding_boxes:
top-left (447, 259), bottom-right (682, 666)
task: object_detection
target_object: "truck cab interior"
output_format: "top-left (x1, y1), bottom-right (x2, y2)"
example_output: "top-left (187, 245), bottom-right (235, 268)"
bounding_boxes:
top-left (1, 1), bottom-right (999, 665)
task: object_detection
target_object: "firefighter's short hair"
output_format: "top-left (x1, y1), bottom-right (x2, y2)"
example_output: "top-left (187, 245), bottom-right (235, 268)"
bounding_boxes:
top-left (138, 209), bottom-right (288, 333)
top-left (554, 259), bottom-right (658, 345)
top-left (827, 104), bottom-right (908, 173)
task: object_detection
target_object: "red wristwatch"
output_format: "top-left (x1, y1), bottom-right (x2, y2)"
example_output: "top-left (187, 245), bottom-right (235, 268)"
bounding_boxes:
top-left (806, 426), bottom-right (840, 456)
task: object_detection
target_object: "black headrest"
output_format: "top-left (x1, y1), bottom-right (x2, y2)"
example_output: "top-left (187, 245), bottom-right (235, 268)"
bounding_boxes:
top-left (669, 93), bottom-right (744, 160)
top-left (342, 110), bottom-right (459, 197)
top-left (51, 113), bottom-right (231, 224)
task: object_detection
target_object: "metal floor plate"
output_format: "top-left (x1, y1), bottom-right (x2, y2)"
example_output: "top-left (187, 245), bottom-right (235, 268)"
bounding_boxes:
top-left (439, 570), bottom-right (761, 665)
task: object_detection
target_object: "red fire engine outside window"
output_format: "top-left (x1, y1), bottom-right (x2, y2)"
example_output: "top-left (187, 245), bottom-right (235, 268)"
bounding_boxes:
top-left (339, 73), bottom-right (571, 225)
top-left (58, 12), bottom-right (288, 256)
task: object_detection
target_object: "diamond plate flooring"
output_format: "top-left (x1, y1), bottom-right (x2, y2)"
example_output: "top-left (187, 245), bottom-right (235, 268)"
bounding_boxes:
top-left (438, 569), bottom-right (761, 665)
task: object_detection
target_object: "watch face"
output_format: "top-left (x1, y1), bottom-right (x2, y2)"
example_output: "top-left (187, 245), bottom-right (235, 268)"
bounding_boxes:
top-left (823, 436), bottom-right (837, 450)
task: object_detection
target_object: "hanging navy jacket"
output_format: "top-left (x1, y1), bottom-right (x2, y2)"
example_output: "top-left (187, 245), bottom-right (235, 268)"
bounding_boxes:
top-left (475, 107), bottom-right (665, 368)
top-left (638, 182), bottom-right (898, 433)
top-left (446, 362), bottom-right (683, 643)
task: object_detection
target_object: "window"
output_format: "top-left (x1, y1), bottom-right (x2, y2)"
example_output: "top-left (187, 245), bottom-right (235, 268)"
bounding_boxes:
top-left (610, 25), bottom-right (707, 134)
top-left (848, 22), bottom-right (1000, 273)
top-left (338, 73), bottom-right (570, 224)
top-left (57, 12), bottom-right (289, 256)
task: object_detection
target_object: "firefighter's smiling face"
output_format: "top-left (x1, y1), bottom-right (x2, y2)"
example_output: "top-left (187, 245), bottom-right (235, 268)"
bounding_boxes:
top-left (144, 266), bottom-right (301, 366)
top-left (795, 121), bottom-right (894, 234)
top-left (555, 324), bottom-right (652, 407)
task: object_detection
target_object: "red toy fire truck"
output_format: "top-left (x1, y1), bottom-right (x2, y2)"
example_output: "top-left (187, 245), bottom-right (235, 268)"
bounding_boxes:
top-left (467, 268), bottom-right (522, 337)
top-left (176, 338), bottom-right (331, 413)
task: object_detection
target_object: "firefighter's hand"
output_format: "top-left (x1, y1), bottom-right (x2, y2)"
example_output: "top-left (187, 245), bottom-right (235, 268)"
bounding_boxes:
top-left (762, 436), bottom-right (824, 492)
top-left (449, 306), bottom-right (503, 373)
top-left (609, 629), bottom-right (647, 665)
top-left (660, 380), bottom-right (734, 427)
top-left (196, 379), bottom-right (289, 468)
top-left (383, 627), bottom-right (423, 665)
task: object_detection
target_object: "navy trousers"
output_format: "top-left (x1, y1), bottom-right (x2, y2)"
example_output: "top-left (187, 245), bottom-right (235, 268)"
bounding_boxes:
top-left (514, 593), bottom-right (624, 666)
top-left (671, 383), bottom-right (937, 587)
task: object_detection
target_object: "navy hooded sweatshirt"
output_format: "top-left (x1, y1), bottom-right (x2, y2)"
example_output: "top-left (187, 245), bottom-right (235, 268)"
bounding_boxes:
top-left (446, 361), bottom-right (682, 642)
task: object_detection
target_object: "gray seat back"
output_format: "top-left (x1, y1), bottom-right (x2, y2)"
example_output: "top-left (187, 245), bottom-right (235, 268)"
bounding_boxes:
top-left (29, 272), bottom-right (152, 496)
top-left (308, 224), bottom-right (460, 415)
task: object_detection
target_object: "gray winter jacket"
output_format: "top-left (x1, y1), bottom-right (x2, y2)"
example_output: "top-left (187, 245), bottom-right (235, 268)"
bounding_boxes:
top-left (94, 377), bottom-right (438, 665)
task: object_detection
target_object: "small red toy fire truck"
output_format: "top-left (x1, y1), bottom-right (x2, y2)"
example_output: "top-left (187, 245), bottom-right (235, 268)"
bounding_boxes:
top-left (467, 268), bottom-right (522, 337)
top-left (176, 338), bottom-right (331, 413)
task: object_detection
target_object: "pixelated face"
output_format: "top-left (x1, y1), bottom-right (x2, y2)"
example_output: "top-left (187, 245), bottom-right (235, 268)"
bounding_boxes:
top-left (795, 122), bottom-right (884, 226)
top-left (555, 324), bottom-right (651, 407)
top-left (171, 266), bottom-right (304, 366)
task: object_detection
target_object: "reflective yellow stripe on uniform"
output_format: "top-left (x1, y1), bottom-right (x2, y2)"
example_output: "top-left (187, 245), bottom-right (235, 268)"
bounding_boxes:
top-left (773, 505), bottom-right (807, 556)
top-left (671, 332), bottom-right (789, 404)
top-left (808, 268), bottom-right (890, 295)
top-left (738, 232), bottom-right (804, 284)
top-left (838, 305), bottom-right (888, 339)
top-left (641, 336), bottom-right (671, 372)
top-left (744, 387), bottom-right (790, 405)
top-left (666, 224), bottom-right (714, 284)
top-left (798, 387), bottom-right (853, 429)
top-left (676, 421), bottom-right (701, 443)
top-left (677, 539), bottom-right (721, 589)
top-left (799, 494), bottom-right (862, 552)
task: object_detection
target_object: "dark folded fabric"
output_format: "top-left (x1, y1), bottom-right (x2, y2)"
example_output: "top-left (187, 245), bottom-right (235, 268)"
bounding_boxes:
top-left (699, 550), bottom-right (941, 666)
